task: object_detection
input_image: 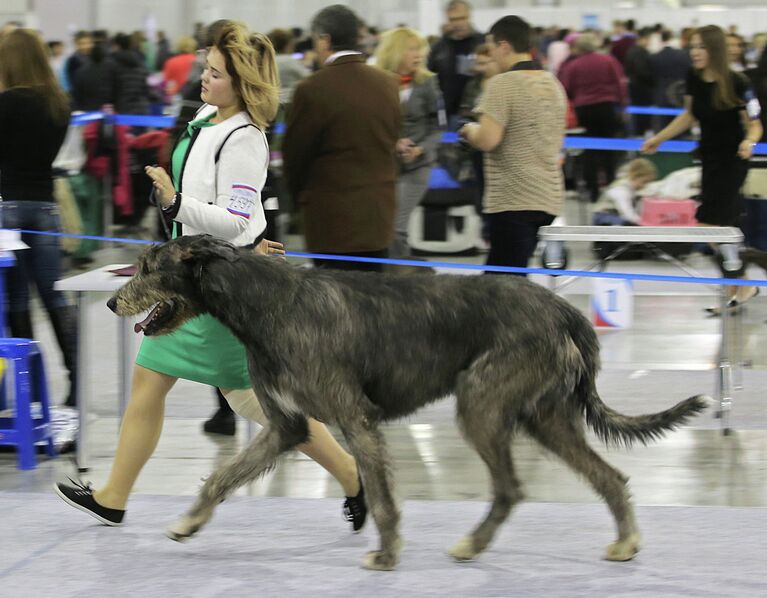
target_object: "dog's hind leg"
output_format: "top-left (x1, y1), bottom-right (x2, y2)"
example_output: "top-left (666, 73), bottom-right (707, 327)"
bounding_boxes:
top-left (449, 390), bottom-right (522, 562)
top-left (166, 414), bottom-right (309, 542)
top-left (525, 414), bottom-right (641, 561)
top-left (341, 421), bottom-right (401, 571)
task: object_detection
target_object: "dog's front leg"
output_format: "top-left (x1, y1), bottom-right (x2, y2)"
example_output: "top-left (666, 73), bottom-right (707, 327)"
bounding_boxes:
top-left (167, 421), bottom-right (303, 542)
top-left (342, 422), bottom-right (402, 571)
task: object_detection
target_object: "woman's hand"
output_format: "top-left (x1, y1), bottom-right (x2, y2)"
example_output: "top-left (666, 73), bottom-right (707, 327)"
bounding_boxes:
top-left (255, 238), bottom-right (286, 258)
top-left (396, 137), bottom-right (415, 160)
top-left (145, 165), bottom-right (176, 208)
top-left (738, 139), bottom-right (755, 160)
top-left (640, 136), bottom-right (662, 155)
top-left (401, 145), bottom-right (423, 164)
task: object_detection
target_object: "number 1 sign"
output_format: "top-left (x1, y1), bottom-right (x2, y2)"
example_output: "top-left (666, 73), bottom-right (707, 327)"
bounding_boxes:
top-left (591, 278), bottom-right (633, 329)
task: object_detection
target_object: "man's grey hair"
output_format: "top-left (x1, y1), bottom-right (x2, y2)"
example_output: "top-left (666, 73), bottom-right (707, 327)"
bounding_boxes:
top-left (310, 4), bottom-right (360, 51)
top-left (446, 0), bottom-right (472, 11)
top-left (574, 32), bottom-right (599, 54)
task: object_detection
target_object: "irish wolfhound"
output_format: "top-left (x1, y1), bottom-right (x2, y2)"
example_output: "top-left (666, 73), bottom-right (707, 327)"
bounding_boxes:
top-left (108, 235), bottom-right (707, 570)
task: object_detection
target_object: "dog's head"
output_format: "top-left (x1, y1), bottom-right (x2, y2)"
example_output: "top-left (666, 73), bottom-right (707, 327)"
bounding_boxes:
top-left (107, 235), bottom-right (240, 336)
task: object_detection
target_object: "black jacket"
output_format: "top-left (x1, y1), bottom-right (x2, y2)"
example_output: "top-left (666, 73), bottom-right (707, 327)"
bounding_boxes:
top-left (427, 32), bottom-right (484, 118)
top-left (112, 50), bottom-right (150, 114)
top-left (650, 47), bottom-right (691, 106)
top-left (72, 59), bottom-right (116, 111)
top-left (624, 45), bottom-right (654, 103)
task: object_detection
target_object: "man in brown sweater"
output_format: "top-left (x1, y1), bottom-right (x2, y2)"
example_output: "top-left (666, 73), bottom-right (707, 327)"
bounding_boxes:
top-left (283, 4), bottom-right (401, 271)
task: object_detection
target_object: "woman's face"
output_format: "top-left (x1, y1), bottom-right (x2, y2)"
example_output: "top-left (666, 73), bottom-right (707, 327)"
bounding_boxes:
top-left (726, 34), bottom-right (743, 64)
top-left (200, 47), bottom-right (239, 109)
top-left (689, 34), bottom-right (709, 70)
top-left (398, 39), bottom-right (422, 75)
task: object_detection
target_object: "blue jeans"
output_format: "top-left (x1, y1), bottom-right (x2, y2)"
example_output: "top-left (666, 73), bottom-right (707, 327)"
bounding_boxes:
top-left (2, 201), bottom-right (69, 313)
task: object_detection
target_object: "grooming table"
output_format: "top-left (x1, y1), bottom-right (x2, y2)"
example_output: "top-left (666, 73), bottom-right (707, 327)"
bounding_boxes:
top-left (539, 226), bottom-right (744, 434)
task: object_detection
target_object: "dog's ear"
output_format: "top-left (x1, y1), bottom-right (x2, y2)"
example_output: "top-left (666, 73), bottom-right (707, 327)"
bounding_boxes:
top-left (176, 235), bottom-right (240, 264)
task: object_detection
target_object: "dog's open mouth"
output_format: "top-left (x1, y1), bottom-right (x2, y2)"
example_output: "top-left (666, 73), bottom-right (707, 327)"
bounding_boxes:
top-left (134, 300), bottom-right (177, 336)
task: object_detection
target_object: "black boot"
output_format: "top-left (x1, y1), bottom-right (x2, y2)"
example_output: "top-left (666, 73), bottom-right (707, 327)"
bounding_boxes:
top-left (203, 388), bottom-right (235, 436)
top-left (48, 305), bottom-right (78, 408)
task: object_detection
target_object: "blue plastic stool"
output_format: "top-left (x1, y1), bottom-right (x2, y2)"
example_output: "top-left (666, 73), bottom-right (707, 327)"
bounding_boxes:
top-left (0, 338), bottom-right (56, 470)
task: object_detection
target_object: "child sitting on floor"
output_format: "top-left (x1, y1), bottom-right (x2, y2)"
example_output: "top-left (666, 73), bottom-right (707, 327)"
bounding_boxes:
top-left (592, 158), bottom-right (658, 226)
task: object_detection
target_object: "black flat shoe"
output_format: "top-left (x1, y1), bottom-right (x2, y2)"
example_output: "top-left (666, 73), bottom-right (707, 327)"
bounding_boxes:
top-left (54, 478), bottom-right (125, 526)
top-left (343, 478), bottom-right (367, 533)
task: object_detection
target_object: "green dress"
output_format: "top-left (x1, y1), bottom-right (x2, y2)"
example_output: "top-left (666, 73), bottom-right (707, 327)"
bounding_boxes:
top-left (134, 114), bottom-right (252, 389)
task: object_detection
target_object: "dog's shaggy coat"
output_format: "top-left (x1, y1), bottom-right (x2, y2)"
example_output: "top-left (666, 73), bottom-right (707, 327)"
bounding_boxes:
top-left (109, 235), bottom-right (707, 570)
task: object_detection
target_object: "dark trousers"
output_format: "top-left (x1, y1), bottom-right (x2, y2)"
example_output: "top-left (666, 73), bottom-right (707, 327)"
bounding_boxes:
top-left (3, 201), bottom-right (69, 313)
top-left (575, 102), bottom-right (621, 202)
top-left (485, 210), bottom-right (555, 276)
top-left (628, 87), bottom-right (654, 137)
top-left (313, 249), bottom-right (388, 272)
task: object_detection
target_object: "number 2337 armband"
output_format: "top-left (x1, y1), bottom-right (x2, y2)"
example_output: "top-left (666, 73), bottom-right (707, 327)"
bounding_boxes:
top-left (227, 183), bottom-right (259, 219)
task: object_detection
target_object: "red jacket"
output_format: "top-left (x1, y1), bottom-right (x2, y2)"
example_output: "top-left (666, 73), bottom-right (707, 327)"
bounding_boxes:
top-left (559, 52), bottom-right (627, 108)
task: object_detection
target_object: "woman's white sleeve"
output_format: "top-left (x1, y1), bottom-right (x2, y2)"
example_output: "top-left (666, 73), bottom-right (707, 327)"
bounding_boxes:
top-left (174, 129), bottom-right (268, 241)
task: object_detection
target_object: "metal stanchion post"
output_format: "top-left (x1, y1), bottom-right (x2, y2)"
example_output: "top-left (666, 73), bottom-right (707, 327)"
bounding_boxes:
top-left (716, 243), bottom-right (742, 436)
top-left (118, 316), bottom-right (132, 424)
top-left (75, 291), bottom-right (90, 471)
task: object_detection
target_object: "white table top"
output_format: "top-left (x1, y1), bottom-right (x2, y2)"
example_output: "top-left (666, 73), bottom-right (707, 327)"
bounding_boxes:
top-left (539, 226), bottom-right (744, 244)
top-left (55, 264), bottom-right (133, 292)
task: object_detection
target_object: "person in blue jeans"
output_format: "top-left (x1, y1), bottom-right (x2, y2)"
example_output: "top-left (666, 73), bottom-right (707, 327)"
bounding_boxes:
top-left (0, 29), bottom-right (77, 406)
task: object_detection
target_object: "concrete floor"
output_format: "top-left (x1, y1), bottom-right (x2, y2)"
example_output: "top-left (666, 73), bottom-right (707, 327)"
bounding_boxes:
top-left (2, 206), bottom-right (767, 515)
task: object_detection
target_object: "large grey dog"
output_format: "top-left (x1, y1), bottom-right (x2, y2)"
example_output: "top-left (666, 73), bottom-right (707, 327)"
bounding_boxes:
top-left (109, 235), bottom-right (707, 570)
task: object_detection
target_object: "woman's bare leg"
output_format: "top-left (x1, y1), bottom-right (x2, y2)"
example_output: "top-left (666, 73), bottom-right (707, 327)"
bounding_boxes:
top-left (223, 388), bottom-right (360, 496)
top-left (94, 365), bottom-right (177, 509)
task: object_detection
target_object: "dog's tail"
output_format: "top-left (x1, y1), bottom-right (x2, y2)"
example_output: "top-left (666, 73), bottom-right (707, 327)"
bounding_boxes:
top-left (581, 386), bottom-right (709, 447)
top-left (567, 311), bottom-right (709, 446)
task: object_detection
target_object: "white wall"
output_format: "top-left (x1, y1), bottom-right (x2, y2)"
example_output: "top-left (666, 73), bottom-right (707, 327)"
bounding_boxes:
top-left (470, 7), bottom-right (767, 37)
top-left (190, 0), bottom-right (405, 34)
top-left (22, 0), bottom-right (767, 43)
top-left (31, 0), bottom-right (192, 44)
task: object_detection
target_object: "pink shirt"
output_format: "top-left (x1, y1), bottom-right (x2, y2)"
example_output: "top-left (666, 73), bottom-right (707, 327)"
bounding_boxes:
top-left (558, 52), bottom-right (627, 108)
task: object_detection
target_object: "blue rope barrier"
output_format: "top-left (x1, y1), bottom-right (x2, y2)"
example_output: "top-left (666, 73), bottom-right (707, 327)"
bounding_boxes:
top-left (112, 114), bottom-right (176, 128)
top-left (70, 105), bottom-right (689, 128)
top-left (67, 111), bottom-right (767, 154)
top-left (5, 229), bottom-right (766, 288)
top-left (625, 106), bottom-right (683, 116)
top-left (70, 111), bottom-right (107, 125)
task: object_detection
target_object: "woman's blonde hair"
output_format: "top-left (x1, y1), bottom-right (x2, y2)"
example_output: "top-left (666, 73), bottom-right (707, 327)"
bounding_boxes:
top-left (0, 28), bottom-right (69, 124)
top-left (695, 25), bottom-right (741, 111)
top-left (214, 22), bottom-right (279, 128)
top-left (375, 27), bottom-right (433, 85)
top-left (626, 158), bottom-right (657, 182)
top-left (175, 36), bottom-right (197, 54)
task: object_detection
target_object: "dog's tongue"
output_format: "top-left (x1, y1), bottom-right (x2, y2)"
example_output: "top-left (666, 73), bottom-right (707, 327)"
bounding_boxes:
top-left (134, 304), bottom-right (162, 334)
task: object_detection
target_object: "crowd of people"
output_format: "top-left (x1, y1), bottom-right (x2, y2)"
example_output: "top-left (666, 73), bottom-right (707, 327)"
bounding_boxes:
top-left (1, 4), bottom-right (766, 514)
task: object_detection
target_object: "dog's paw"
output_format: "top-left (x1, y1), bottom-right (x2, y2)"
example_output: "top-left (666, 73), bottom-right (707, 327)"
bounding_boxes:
top-left (362, 550), bottom-right (398, 571)
top-left (166, 514), bottom-right (205, 543)
top-left (604, 533), bottom-right (641, 561)
top-left (449, 537), bottom-right (478, 562)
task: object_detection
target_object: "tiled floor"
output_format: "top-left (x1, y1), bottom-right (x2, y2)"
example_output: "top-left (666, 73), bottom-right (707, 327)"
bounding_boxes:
top-left (2, 207), bottom-right (766, 513)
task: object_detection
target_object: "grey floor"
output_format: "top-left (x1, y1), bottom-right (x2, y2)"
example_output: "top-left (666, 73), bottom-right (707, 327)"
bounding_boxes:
top-left (2, 198), bottom-right (766, 595)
